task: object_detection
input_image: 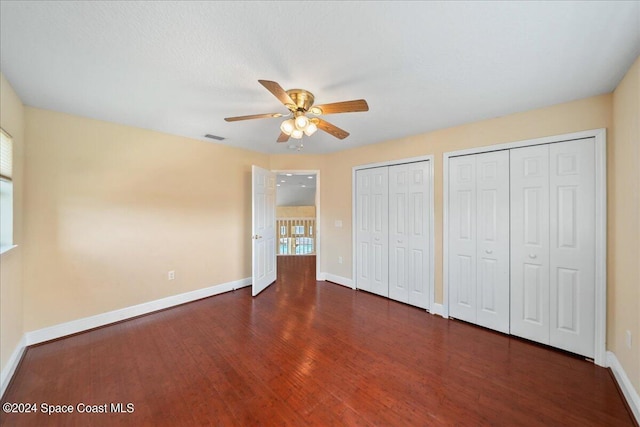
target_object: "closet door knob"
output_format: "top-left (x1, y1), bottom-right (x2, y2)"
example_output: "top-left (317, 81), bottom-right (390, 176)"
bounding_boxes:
top-left (528, 254), bottom-right (537, 259)
top-left (374, 237), bottom-right (380, 241)
top-left (397, 239), bottom-right (403, 244)
top-left (485, 249), bottom-right (493, 254)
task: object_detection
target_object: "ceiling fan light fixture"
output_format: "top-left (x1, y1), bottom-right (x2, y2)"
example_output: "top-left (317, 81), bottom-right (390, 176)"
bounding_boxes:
top-left (291, 129), bottom-right (303, 139)
top-left (304, 122), bottom-right (317, 136)
top-left (309, 106), bottom-right (322, 115)
top-left (294, 114), bottom-right (309, 130)
top-left (280, 119), bottom-right (295, 135)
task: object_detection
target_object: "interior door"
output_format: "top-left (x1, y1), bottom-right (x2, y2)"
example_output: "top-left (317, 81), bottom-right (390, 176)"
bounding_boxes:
top-left (369, 168), bottom-right (389, 297)
top-left (355, 167), bottom-right (389, 297)
top-left (408, 162), bottom-right (430, 309)
top-left (549, 138), bottom-right (595, 357)
top-left (475, 151), bottom-right (510, 333)
top-left (252, 165), bottom-right (276, 296)
top-left (510, 145), bottom-right (550, 344)
top-left (355, 169), bottom-right (373, 293)
top-left (389, 164), bottom-right (409, 303)
top-left (388, 162), bottom-right (430, 309)
top-left (448, 155), bottom-right (477, 323)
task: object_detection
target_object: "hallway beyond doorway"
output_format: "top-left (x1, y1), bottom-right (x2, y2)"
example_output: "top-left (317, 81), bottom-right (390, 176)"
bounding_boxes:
top-left (277, 255), bottom-right (316, 287)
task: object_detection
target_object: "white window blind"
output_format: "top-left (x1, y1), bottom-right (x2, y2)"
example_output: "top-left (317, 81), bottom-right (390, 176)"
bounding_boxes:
top-left (0, 129), bottom-right (12, 181)
top-left (0, 128), bottom-right (14, 249)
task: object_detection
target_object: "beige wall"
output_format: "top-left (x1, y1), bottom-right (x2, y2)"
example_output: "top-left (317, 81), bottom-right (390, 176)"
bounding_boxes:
top-left (610, 56), bottom-right (640, 394)
top-left (0, 74), bottom-right (25, 372)
top-left (22, 108), bottom-right (269, 331)
top-left (276, 206), bottom-right (316, 218)
top-left (318, 94), bottom-right (612, 301)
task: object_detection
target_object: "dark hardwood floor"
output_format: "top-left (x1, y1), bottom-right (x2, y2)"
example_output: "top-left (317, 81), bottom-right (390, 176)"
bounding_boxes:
top-left (1, 255), bottom-right (634, 426)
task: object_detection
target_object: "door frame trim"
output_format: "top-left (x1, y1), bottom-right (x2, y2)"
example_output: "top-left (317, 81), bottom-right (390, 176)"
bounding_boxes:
top-left (442, 128), bottom-right (607, 366)
top-left (352, 155), bottom-right (435, 311)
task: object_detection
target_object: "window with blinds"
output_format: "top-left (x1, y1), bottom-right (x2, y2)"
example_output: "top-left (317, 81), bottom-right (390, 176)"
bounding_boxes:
top-left (0, 128), bottom-right (14, 250)
top-left (0, 129), bottom-right (12, 182)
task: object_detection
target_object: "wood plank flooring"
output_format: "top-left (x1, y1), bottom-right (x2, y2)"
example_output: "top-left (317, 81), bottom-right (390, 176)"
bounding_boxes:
top-left (1, 255), bottom-right (634, 426)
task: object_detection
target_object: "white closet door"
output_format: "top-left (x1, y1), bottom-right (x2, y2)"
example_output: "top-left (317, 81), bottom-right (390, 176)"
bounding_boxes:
top-left (449, 156), bottom-right (477, 323)
top-left (356, 169), bottom-right (373, 293)
top-left (389, 162), bottom-right (430, 309)
top-left (549, 139), bottom-right (596, 357)
top-left (475, 151), bottom-right (510, 333)
top-left (356, 168), bottom-right (389, 297)
top-left (389, 164), bottom-right (409, 303)
top-left (510, 145), bottom-right (551, 344)
top-left (407, 162), bottom-right (430, 309)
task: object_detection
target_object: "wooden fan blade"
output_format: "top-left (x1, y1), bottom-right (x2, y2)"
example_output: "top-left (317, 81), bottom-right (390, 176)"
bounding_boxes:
top-left (224, 112), bottom-right (283, 122)
top-left (277, 132), bottom-right (290, 143)
top-left (258, 80), bottom-right (296, 108)
top-left (311, 99), bottom-right (368, 115)
top-left (315, 119), bottom-right (350, 140)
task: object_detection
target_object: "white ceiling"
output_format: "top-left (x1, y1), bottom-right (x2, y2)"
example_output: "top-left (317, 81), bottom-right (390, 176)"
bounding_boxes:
top-left (1, 2), bottom-right (638, 154)
top-left (276, 174), bottom-right (316, 207)
top-left (276, 173), bottom-right (316, 189)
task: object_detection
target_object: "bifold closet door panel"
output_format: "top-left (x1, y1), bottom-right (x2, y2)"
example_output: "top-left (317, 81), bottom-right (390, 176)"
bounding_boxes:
top-left (355, 169), bottom-right (372, 293)
top-left (475, 151), bottom-right (510, 333)
top-left (510, 145), bottom-right (551, 345)
top-left (549, 139), bottom-right (596, 358)
top-left (355, 168), bottom-right (389, 297)
top-left (389, 164), bottom-right (410, 304)
top-left (448, 156), bottom-right (477, 323)
top-left (389, 161), bottom-right (430, 309)
top-left (407, 161), bottom-right (431, 309)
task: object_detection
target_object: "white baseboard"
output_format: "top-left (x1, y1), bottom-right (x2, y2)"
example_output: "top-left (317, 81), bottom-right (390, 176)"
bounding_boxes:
top-left (321, 273), bottom-right (354, 289)
top-left (429, 303), bottom-right (445, 317)
top-left (0, 335), bottom-right (27, 398)
top-left (25, 277), bottom-right (251, 346)
top-left (607, 351), bottom-right (640, 424)
top-left (320, 277), bottom-right (446, 316)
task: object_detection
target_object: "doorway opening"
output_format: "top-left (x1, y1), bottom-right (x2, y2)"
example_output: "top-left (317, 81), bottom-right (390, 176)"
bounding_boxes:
top-left (275, 170), bottom-right (320, 279)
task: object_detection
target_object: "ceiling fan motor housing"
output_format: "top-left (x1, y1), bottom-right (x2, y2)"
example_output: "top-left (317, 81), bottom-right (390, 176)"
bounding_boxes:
top-left (286, 89), bottom-right (315, 112)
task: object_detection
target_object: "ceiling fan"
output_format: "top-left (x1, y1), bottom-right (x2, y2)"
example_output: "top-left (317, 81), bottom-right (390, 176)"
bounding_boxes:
top-left (224, 80), bottom-right (369, 143)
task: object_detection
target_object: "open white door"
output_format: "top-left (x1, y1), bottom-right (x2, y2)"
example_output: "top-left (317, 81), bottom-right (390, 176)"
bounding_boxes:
top-left (252, 165), bottom-right (277, 296)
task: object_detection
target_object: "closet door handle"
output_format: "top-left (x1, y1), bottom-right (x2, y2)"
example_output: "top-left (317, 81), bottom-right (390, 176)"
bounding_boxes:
top-left (397, 239), bottom-right (403, 244)
top-left (485, 249), bottom-right (493, 254)
top-left (374, 237), bottom-right (380, 241)
top-left (528, 254), bottom-right (537, 259)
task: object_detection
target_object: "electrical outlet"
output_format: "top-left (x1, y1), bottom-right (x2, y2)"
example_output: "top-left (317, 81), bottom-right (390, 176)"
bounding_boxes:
top-left (626, 330), bottom-right (632, 349)
top-left (168, 270), bottom-right (175, 280)
top-left (338, 256), bottom-right (343, 264)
